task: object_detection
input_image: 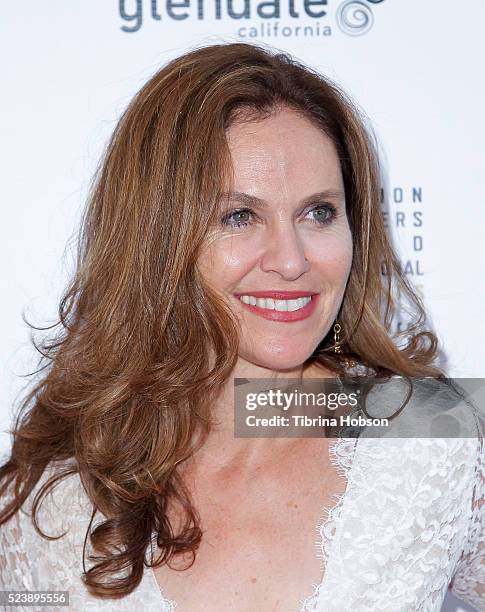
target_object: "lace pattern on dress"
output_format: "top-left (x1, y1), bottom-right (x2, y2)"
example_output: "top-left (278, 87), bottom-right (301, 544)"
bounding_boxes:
top-left (449, 434), bottom-right (485, 610)
top-left (299, 435), bottom-right (358, 611)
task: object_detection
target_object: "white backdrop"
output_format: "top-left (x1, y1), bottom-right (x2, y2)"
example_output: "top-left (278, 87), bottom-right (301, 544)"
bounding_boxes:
top-left (1, 3), bottom-right (484, 610)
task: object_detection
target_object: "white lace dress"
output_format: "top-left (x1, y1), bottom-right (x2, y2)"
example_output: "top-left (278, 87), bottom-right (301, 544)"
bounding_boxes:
top-left (1, 383), bottom-right (484, 611)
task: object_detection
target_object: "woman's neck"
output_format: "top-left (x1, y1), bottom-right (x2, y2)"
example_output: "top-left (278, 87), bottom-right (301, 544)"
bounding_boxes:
top-left (180, 359), bottom-right (336, 479)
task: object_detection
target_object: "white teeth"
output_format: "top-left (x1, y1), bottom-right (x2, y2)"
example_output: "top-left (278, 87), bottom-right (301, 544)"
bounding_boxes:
top-left (274, 299), bottom-right (288, 312)
top-left (287, 299), bottom-right (301, 312)
top-left (238, 295), bottom-right (312, 312)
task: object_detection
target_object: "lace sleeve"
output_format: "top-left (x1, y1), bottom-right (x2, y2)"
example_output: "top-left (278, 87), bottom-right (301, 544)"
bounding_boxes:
top-left (0, 464), bottom-right (170, 611)
top-left (450, 435), bottom-right (485, 611)
top-left (0, 462), bottom-right (91, 599)
top-left (0, 479), bottom-right (36, 591)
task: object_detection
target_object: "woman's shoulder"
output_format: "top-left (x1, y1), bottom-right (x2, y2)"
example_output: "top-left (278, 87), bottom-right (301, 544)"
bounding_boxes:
top-left (0, 461), bottom-right (173, 609)
top-left (360, 375), bottom-right (484, 439)
top-left (1, 458), bottom-right (94, 549)
top-left (0, 459), bottom-right (95, 592)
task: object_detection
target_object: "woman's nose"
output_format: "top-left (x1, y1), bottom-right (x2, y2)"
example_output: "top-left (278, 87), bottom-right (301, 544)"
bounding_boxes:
top-left (260, 223), bottom-right (310, 280)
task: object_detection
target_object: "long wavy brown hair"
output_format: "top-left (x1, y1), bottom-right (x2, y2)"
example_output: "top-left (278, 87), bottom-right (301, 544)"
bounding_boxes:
top-left (0, 42), bottom-right (446, 597)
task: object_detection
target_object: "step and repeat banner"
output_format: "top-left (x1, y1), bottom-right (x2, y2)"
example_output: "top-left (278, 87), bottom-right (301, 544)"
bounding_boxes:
top-left (1, 3), bottom-right (483, 609)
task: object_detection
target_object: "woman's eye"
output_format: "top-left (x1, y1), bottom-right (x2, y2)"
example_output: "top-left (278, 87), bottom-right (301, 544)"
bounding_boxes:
top-left (220, 204), bottom-right (337, 229)
top-left (222, 208), bottom-right (253, 228)
top-left (306, 204), bottom-right (337, 225)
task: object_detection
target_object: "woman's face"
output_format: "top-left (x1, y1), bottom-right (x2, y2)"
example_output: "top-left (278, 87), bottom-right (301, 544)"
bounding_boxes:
top-left (197, 106), bottom-right (353, 371)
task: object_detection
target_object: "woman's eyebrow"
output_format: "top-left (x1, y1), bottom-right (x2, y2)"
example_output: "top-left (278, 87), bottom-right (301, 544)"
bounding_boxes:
top-left (220, 190), bottom-right (345, 208)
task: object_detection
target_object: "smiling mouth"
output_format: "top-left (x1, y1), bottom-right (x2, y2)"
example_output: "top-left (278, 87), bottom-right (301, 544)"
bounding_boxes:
top-left (233, 291), bottom-right (319, 322)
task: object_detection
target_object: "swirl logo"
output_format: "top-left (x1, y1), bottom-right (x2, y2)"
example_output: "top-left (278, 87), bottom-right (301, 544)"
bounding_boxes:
top-left (336, 0), bottom-right (384, 37)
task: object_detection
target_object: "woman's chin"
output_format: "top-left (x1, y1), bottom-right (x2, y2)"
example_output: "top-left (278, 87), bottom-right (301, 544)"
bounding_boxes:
top-left (239, 349), bottom-right (313, 374)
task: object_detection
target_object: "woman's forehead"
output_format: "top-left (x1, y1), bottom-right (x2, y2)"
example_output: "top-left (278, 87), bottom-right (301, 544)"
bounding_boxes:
top-left (227, 109), bottom-right (340, 168)
top-left (225, 117), bottom-right (343, 201)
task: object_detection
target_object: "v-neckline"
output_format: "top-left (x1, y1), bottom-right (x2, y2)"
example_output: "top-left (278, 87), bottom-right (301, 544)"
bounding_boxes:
top-left (146, 435), bottom-right (358, 611)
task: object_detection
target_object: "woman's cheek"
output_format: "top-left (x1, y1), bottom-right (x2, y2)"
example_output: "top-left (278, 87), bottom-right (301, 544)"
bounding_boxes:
top-left (307, 228), bottom-right (353, 276)
top-left (199, 233), bottom-right (260, 288)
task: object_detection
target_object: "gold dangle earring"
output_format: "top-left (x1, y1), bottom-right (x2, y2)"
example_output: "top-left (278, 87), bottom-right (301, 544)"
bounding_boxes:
top-left (333, 322), bottom-right (343, 354)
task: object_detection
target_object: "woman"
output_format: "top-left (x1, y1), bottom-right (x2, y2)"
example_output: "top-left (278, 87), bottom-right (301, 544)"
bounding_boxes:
top-left (0, 42), bottom-right (483, 611)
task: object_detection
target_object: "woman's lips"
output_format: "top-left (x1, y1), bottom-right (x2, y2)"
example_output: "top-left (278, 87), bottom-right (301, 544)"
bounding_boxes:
top-left (234, 292), bottom-right (319, 322)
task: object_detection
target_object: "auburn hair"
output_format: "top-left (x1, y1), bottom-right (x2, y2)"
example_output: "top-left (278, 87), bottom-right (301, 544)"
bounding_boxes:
top-left (0, 42), bottom-right (445, 596)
